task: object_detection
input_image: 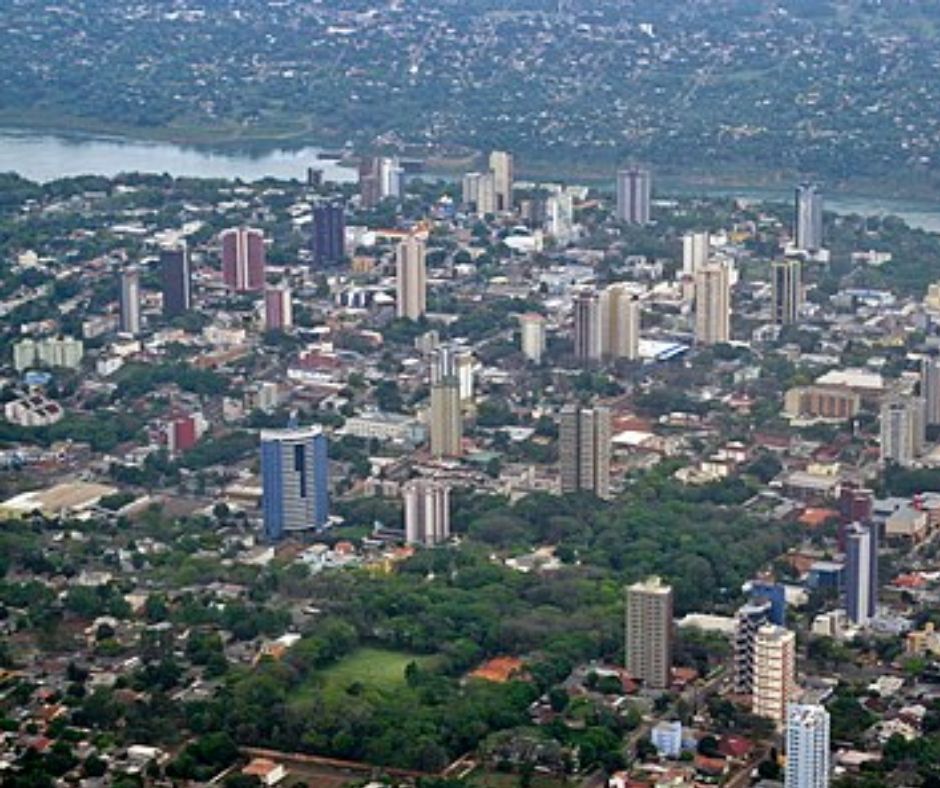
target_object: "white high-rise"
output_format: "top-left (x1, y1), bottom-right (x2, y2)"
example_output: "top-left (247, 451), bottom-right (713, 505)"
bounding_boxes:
top-left (396, 236), bottom-right (427, 321)
top-left (786, 704), bottom-right (830, 788)
top-left (694, 263), bottom-right (731, 345)
top-left (546, 190), bottom-right (575, 244)
top-left (519, 313), bottom-right (546, 363)
top-left (795, 184), bottom-right (823, 253)
top-left (600, 284), bottom-right (640, 361)
top-left (880, 396), bottom-right (924, 467)
top-left (682, 231), bottom-right (710, 275)
top-left (120, 267), bottom-right (141, 336)
top-left (753, 625), bottom-right (796, 725)
top-left (403, 478), bottom-right (451, 546)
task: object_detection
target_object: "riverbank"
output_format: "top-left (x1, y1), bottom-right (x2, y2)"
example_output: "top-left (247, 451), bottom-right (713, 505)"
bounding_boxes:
top-left (1, 124), bottom-right (938, 230)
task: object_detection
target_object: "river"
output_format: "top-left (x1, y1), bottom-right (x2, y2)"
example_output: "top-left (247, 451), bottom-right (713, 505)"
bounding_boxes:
top-left (0, 129), bottom-right (357, 184)
top-left (1, 130), bottom-right (939, 232)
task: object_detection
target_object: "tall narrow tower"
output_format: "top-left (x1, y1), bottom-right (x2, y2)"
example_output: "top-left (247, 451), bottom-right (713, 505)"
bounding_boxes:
top-left (616, 166), bottom-right (651, 225)
top-left (694, 263), bottom-right (731, 345)
top-left (396, 236), bottom-right (427, 321)
top-left (625, 576), bottom-right (673, 690)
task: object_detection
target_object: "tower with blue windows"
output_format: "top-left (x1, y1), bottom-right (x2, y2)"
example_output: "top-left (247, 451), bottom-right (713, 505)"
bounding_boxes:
top-left (260, 426), bottom-right (329, 541)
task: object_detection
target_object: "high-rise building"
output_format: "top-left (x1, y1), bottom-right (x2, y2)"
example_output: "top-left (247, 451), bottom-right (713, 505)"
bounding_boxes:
top-left (311, 204), bottom-right (346, 266)
top-left (880, 396), bottom-right (924, 466)
top-left (359, 156), bottom-right (381, 209)
top-left (845, 522), bottom-right (878, 625)
top-left (616, 166), bottom-right (651, 225)
top-left (403, 478), bottom-right (451, 546)
top-left (430, 345), bottom-right (474, 403)
top-left (220, 227), bottom-right (265, 292)
top-left (771, 259), bottom-right (802, 325)
top-left (396, 236), bottom-right (427, 321)
top-left (625, 576), bottom-right (673, 690)
top-left (160, 242), bottom-right (191, 318)
top-left (429, 378), bottom-right (462, 458)
top-left (795, 184), bottom-right (823, 253)
top-left (573, 289), bottom-right (601, 361)
top-left (119, 267), bottom-right (141, 336)
top-left (264, 284), bottom-right (293, 331)
top-left (461, 172), bottom-right (497, 215)
top-left (260, 426), bottom-right (330, 541)
top-left (559, 404), bottom-right (611, 499)
top-left (694, 263), bottom-right (731, 345)
top-left (13, 337), bottom-right (84, 372)
top-left (519, 313), bottom-right (546, 363)
top-left (785, 704), bottom-right (831, 788)
top-left (748, 581), bottom-right (787, 626)
top-left (753, 625), bottom-right (796, 725)
top-left (489, 150), bottom-right (514, 212)
top-left (165, 412), bottom-right (208, 455)
top-left (546, 189), bottom-right (575, 244)
top-left (682, 231), bottom-right (710, 275)
top-left (734, 598), bottom-right (772, 694)
top-left (600, 284), bottom-right (640, 361)
top-left (379, 156), bottom-right (405, 201)
top-left (921, 355), bottom-right (940, 426)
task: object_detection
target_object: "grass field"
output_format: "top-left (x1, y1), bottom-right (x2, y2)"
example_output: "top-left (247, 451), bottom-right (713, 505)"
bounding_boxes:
top-left (317, 647), bottom-right (436, 693)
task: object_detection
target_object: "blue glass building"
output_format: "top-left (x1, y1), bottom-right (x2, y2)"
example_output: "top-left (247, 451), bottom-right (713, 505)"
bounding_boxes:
top-left (749, 580), bottom-right (787, 627)
top-left (311, 204), bottom-right (345, 266)
top-left (260, 426), bottom-right (329, 541)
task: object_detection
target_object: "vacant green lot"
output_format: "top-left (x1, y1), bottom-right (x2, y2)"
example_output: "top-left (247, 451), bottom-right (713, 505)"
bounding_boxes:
top-left (318, 647), bottom-right (436, 693)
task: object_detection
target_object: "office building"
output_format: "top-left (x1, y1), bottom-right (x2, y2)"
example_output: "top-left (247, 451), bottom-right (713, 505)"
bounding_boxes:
top-left (429, 378), bottom-right (462, 458)
top-left (573, 289), bottom-right (601, 361)
top-left (264, 285), bottom-right (293, 331)
top-left (771, 259), bottom-right (802, 325)
top-left (119, 267), bottom-right (141, 336)
top-left (682, 231), bottom-right (710, 275)
top-left (559, 404), bottom-right (611, 499)
top-left (311, 203), bottom-right (346, 266)
top-left (160, 242), bottom-right (191, 317)
top-left (403, 478), bottom-right (451, 546)
top-left (734, 598), bottom-right (772, 694)
top-left (694, 263), bottom-right (731, 345)
top-left (260, 426), bottom-right (329, 541)
top-left (625, 576), bottom-right (673, 690)
top-left (220, 227), bottom-right (265, 292)
top-left (785, 704), bottom-right (831, 788)
top-left (489, 150), bottom-right (514, 212)
top-left (880, 396), bottom-right (924, 466)
top-left (616, 166), bottom-right (651, 225)
top-left (845, 522), bottom-right (878, 626)
top-left (753, 625), bottom-right (796, 725)
top-left (519, 313), bottom-right (546, 363)
top-left (600, 284), bottom-right (640, 361)
top-left (748, 580), bottom-right (787, 626)
top-left (795, 184), bottom-right (824, 253)
top-left (922, 355), bottom-right (940, 426)
top-left (396, 236), bottom-right (427, 320)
